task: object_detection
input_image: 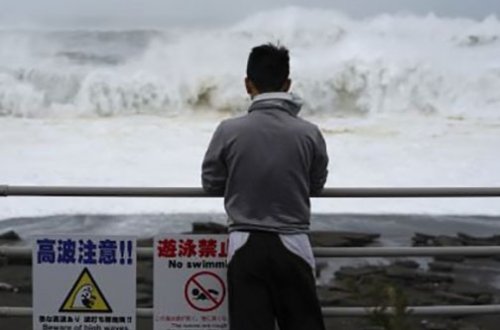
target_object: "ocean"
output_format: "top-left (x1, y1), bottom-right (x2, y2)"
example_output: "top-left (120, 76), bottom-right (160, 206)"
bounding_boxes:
top-left (1, 7), bottom-right (499, 231)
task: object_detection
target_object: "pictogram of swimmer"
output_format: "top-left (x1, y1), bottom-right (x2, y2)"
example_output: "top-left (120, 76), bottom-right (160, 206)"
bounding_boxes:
top-left (72, 284), bottom-right (96, 309)
top-left (192, 288), bottom-right (219, 301)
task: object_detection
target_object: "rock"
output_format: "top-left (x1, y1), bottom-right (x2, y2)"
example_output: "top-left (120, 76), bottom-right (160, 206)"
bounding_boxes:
top-left (457, 232), bottom-right (500, 246)
top-left (428, 261), bottom-right (455, 272)
top-left (434, 235), bottom-right (463, 246)
top-left (414, 232), bottom-right (500, 262)
top-left (327, 281), bottom-right (356, 293)
top-left (0, 230), bottom-right (21, 241)
top-left (414, 282), bottom-right (450, 292)
top-left (460, 238), bottom-right (496, 247)
top-left (385, 266), bottom-right (453, 283)
top-left (0, 282), bottom-right (18, 293)
top-left (413, 233), bottom-right (464, 247)
top-left (335, 265), bottom-right (384, 280)
top-left (454, 320), bottom-right (481, 330)
top-left (413, 233), bottom-right (436, 246)
top-left (449, 281), bottom-right (492, 297)
top-left (421, 320), bottom-right (450, 330)
top-left (393, 259), bottom-right (420, 269)
top-left (312, 236), bottom-right (352, 247)
top-left (416, 271), bottom-right (454, 283)
top-left (310, 231), bottom-right (380, 247)
top-left (385, 266), bottom-right (418, 280)
top-left (14, 282), bottom-right (31, 293)
top-left (476, 294), bottom-right (493, 305)
top-left (434, 255), bottom-right (465, 263)
top-left (191, 222), bottom-right (227, 234)
top-left (0, 255), bottom-right (8, 267)
top-left (434, 291), bottom-right (476, 304)
top-left (317, 289), bottom-right (354, 306)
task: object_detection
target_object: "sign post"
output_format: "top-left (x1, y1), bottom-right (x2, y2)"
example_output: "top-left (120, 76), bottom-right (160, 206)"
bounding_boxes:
top-left (154, 234), bottom-right (229, 330)
top-left (33, 235), bottom-right (136, 330)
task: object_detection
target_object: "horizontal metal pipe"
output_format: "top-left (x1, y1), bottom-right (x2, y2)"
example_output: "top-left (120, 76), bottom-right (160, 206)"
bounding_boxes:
top-left (2, 185), bottom-right (500, 198)
top-left (0, 246), bottom-right (31, 259)
top-left (322, 304), bottom-right (500, 316)
top-left (0, 307), bottom-right (31, 317)
top-left (0, 307), bottom-right (151, 318)
top-left (2, 305), bottom-right (500, 318)
top-left (3, 246), bottom-right (500, 259)
top-left (312, 246), bottom-right (500, 257)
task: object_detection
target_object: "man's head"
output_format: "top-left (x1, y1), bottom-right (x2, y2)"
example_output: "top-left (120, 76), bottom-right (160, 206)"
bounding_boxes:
top-left (245, 43), bottom-right (291, 97)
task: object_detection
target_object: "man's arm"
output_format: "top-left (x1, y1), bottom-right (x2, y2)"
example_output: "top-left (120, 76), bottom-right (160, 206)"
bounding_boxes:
top-left (201, 123), bottom-right (228, 195)
top-left (310, 128), bottom-right (329, 196)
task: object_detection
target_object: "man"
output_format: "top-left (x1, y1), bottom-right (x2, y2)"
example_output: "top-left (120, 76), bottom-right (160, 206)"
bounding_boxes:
top-left (202, 43), bottom-right (328, 330)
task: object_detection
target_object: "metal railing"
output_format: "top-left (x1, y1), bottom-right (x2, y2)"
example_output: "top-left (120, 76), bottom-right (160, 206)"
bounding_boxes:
top-left (1, 184), bottom-right (500, 318)
top-left (2, 185), bottom-right (500, 198)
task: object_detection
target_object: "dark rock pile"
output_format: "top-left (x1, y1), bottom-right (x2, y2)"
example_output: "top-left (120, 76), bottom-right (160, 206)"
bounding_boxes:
top-left (413, 232), bottom-right (500, 262)
top-left (319, 261), bottom-right (495, 307)
top-left (318, 231), bottom-right (500, 330)
top-left (413, 232), bottom-right (500, 247)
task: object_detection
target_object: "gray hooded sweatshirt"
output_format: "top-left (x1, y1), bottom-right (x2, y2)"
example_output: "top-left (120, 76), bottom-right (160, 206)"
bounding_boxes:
top-left (202, 92), bottom-right (329, 234)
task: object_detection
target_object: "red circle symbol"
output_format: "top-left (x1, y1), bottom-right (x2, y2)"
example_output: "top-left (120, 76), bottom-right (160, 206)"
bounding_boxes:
top-left (184, 271), bottom-right (226, 312)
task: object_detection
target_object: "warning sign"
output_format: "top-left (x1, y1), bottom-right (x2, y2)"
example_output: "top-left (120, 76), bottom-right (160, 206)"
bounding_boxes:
top-left (185, 271), bottom-right (225, 312)
top-left (154, 234), bottom-right (229, 330)
top-left (33, 235), bottom-right (136, 330)
top-left (59, 268), bottom-right (112, 313)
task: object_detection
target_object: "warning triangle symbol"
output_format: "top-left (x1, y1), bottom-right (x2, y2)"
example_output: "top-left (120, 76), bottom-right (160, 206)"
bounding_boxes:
top-left (59, 267), bottom-right (113, 313)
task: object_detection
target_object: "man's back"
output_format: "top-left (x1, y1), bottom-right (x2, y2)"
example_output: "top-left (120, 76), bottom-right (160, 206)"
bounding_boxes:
top-left (202, 92), bottom-right (328, 233)
top-left (201, 43), bottom-right (328, 330)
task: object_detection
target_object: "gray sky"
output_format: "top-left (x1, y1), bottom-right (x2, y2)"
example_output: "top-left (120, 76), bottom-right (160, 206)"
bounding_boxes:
top-left (1, 0), bottom-right (499, 28)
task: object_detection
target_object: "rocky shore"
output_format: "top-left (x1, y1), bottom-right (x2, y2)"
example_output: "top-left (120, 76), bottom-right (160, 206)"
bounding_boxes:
top-left (1, 224), bottom-right (500, 330)
top-left (320, 232), bottom-right (500, 330)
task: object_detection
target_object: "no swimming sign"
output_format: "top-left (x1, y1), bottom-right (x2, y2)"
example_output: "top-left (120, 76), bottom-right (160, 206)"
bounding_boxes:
top-left (33, 235), bottom-right (136, 330)
top-left (154, 234), bottom-right (229, 330)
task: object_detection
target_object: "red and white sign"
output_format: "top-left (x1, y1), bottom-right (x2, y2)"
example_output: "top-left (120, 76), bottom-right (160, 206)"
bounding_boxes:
top-left (154, 235), bottom-right (229, 330)
top-left (185, 271), bottom-right (226, 312)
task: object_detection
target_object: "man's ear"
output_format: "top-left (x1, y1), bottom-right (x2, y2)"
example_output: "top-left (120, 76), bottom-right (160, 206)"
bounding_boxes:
top-left (282, 78), bottom-right (292, 92)
top-left (245, 77), bottom-right (252, 95)
top-left (245, 77), bottom-right (259, 97)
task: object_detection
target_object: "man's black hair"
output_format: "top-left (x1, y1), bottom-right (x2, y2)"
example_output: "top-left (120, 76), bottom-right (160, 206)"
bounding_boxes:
top-left (246, 43), bottom-right (290, 93)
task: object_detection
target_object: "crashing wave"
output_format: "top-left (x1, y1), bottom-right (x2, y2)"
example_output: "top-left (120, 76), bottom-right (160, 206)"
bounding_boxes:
top-left (1, 7), bottom-right (500, 118)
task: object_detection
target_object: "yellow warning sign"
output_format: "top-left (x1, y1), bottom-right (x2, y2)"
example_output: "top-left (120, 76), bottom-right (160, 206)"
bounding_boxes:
top-left (59, 268), bottom-right (112, 313)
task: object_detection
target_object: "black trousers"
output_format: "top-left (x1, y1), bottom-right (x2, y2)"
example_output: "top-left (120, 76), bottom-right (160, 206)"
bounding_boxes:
top-left (228, 232), bottom-right (325, 330)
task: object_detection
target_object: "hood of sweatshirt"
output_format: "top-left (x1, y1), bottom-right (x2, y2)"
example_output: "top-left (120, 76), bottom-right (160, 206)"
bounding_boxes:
top-left (248, 92), bottom-right (303, 117)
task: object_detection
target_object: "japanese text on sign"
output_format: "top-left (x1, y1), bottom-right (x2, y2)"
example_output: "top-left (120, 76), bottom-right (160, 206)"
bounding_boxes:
top-left (36, 239), bottom-right (134, 265)
top-left (157, 238), bottom-right (228, 258)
